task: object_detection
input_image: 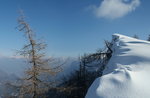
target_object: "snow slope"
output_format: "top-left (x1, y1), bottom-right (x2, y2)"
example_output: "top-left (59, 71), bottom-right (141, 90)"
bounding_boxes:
top-left (86, 34), bottom-right (150, 98)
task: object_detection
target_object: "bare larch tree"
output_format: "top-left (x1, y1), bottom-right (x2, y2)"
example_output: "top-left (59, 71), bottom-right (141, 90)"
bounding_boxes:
top-left (17, 11), bottom-right (60, 98)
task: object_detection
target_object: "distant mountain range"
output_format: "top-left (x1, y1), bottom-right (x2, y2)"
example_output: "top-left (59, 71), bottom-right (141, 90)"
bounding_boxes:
top-left (0, 55), bottom-right (80, 95)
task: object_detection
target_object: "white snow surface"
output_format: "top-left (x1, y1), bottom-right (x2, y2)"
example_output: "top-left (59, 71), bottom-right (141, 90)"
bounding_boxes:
top-left (86, 34), bottom-right (150, 98)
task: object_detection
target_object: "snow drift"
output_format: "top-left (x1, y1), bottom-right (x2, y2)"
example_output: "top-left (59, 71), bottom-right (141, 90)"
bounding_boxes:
top-left (86, 34), bottom-right (150, 98)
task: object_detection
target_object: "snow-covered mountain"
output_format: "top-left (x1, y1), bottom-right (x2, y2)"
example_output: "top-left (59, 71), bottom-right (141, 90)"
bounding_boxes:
top-left (0, 69), bottom-right (19, 97)
top-left (0, 56), bottom-right (79, 97)
top-left (0, 56), bottom-right (78, 77)
top-left (0, 56), bottom-right (24, 97)
top-left (0, 56), bottom-right (26, 77)
top-left (86, 34), bottom-right (150, 98)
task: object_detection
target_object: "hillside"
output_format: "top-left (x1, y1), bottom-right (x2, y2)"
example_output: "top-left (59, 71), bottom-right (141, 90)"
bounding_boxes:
top-left (86, 34), bottom-right (150, 98)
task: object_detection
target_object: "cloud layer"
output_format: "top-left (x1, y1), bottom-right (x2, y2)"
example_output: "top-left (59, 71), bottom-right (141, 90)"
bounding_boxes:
top-left (92, 0), bottom-right (140, 19)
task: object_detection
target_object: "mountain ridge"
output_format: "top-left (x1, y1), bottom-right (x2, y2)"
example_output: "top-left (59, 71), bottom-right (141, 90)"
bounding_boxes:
top-left (86, 34), bottom-right (150, 98)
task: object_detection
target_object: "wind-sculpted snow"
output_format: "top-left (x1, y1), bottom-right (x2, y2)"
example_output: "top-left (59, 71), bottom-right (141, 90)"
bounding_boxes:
top-left (86, 34), bottom-right (150, 98)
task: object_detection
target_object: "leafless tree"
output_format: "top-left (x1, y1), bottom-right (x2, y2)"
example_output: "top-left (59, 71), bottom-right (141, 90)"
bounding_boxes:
top-left (147, 35), bottom-right (150, 41)
top-left (17, 10), bottom-right (61, 98)
top-left (133, 34), bottom-right (139, 39)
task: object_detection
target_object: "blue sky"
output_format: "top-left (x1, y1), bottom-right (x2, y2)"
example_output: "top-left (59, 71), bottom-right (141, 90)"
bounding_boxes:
top-left (0, 0), bottom-right (150, 57)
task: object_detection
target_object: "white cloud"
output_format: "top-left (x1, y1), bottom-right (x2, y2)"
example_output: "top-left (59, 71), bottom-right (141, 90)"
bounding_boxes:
top-left (92, 0), bottom-right (140, 19)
